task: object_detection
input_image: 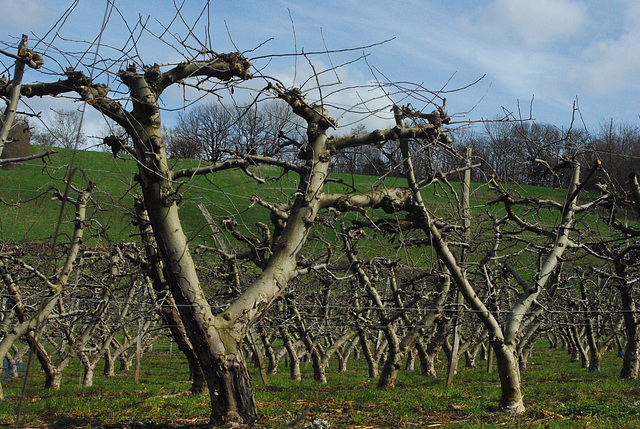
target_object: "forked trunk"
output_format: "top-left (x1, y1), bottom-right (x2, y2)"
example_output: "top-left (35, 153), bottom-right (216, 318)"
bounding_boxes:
top-left (279, 327), bottom-right (301, 381)
top-left (260, 330), bottom-right (279, 375)
top-left (338, 338), bottom-right (357, 373)
top-left (119, 353), bottom-right (132, 371)
top-left (82, 363), bottom-right (95, 387)
top-left (358, 330), bottom-right (378, 378)
top-left (377, 345), bottom-right (400, 389)
top-left (415, 340), bottom-right (433, 377)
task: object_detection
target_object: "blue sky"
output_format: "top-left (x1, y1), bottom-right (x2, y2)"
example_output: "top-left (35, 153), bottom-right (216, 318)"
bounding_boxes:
top-left (0, 0), bottom-right (638, 138)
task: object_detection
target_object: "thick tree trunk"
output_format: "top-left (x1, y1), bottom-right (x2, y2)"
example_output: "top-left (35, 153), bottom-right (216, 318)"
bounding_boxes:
top-left (119, 353), bottom-right (132, 372)
top-left (47, 369), bottom-right (64, 391)
top-left (81, 361), bottom-right (95, 387)
top-left (311, 350), bottom-right (327, 384)
top-left (377, 335), bottom-right (401, 389)
top-left (586, 330), bottom-right (602, 373)
top-left (134, 199), bottom-right (208, 395)
top-left (414, 340), bottom-right (433, 377)
top-left (421, 320), bottom-right (450, 377)
top-left (465, 342), bottom-right (483, 369)
top-left (492, 341), bottom-right (525, 414)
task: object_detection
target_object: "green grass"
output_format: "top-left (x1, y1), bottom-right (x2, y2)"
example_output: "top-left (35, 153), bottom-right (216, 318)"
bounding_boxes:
top-left (0, 147), bottom-right (289, 244)
top-left (1, 146), bottom-right (594, 249)
top-left (2, 341), bottom-right (639, 428)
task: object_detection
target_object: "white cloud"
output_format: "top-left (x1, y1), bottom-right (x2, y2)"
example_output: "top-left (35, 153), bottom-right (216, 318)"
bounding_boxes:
top-left (474, 0), bottom-right (588, 48)
top-left (581, 31), bottom-right (640, 94)
top-left (579, 2), bottom-right (640, 95)
top-left (268, 58), bottom-right (396, 134)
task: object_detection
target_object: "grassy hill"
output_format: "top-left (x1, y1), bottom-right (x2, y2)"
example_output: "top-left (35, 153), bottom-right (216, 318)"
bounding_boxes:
top-left (0, 146), bottom-right (577, 253)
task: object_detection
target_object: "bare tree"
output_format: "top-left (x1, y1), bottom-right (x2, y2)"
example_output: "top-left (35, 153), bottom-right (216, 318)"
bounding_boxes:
top-left (0, 182), bottom-right (94, 399)
top-left (32, 109), bottom-right (87, 149)
top-left (168, 103), bottom-right (233, 161)
top-left (590, 120), bottom-right (640, 188)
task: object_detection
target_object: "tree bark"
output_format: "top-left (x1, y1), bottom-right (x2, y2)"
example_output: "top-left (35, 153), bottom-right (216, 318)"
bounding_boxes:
top-left (619, 286), bottom-right (639, 379)
top-left (358, 329), bottom-right (378, 378)
top-left (279, 326), bottom-right (301, 381)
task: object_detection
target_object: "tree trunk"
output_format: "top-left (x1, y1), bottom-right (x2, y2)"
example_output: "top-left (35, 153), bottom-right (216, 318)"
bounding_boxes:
top-left (338, 336), bottom-right (358, 373)
top-left (119, 353), bottom-right (132, 372)
top-left (47, 368), bottom-right (64, 391)
top-left (322, 331), bottom-right (356, 375)
top-left (377, 334), bottom-right (401, 389)
top-left (81, 359), bottom-right (95, 387)
top-left (260, 328), bottom-right (279, 375)
top-left (104, 350), bottom-right (115, 376)
top-left (570, 326), bottom-right (590, 368)
top-left (134, 199), bottom-right (207, 394)
top-left (404, 349), bottom-right (415, 371)
top-left (0, 35), bottom-right (28, 158)
top-left (492, 341), bottom-right (525, 414)
top-left (619, 286), bottom-right (639, 379)
top-left (358, 330), bottom-right (378, 378)
top-left (414, 340), bottom-right (432, 377)
top-left (421, 320), bottom-right (450, 378)
top-left (465, 342), bottom-right (482, 369)
top-left (279, 327), bottom-right (301, 381)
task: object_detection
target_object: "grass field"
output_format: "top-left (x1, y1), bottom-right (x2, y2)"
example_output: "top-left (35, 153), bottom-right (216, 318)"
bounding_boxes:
top-left (2, 147), bottom-right (632, 428)
top-left (0, 146), bottom-right (580, 246)
top-left (2, 340), bottom-right (639, 428)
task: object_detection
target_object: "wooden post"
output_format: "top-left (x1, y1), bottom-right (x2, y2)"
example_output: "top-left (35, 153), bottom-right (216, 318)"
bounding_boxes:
top-left (446, 147), bottom-right (472, 386)
top-left (134, 319), bottom-right (142, 386)
top-left (487, 341), bottom-right (494, 373)
top-left (198, 203), bottom-right (228, 252)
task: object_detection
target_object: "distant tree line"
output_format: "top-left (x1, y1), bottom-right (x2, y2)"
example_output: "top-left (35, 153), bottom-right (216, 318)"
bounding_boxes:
top-left (163, 104), bottom-right (639, 189)
top-left (458, 120), bottom-right (640, 190)
top-left (164, 100), bottom-right (306, 162)
top-left (25, 102), bottom-right (639, 191)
